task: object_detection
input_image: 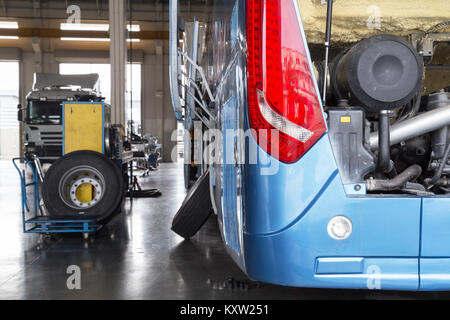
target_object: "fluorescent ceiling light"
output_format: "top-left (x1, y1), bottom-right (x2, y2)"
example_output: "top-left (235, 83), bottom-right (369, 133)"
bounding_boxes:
top-left (61, 37), bottom-right (141, 42)
top-left (0, 36), bottom-right (19, 40)
top-left (0, 21), bottom-right (19, 29)
top-left (60, 23), bottom-right (140, 32)
top-left (60, 23), bottom-right (109, 31)
top-left (61, 37), bottom-right (110, 42)
top-left (127, 24), bottom-right (140, 32)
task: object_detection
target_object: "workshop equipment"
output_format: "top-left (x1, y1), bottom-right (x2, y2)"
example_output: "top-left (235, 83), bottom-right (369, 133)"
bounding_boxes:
top-left (39, 99), bottom-right (132, 222)
top-left (12, 157), bottom-right (100, 234)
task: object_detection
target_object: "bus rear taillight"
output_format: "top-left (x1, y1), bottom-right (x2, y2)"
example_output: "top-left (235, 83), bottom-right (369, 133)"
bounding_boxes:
top-left (246, 0), bottom-right (326, 163)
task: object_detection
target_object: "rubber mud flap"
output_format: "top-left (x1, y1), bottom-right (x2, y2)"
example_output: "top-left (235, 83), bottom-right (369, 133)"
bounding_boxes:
top-left (42, 150), bottom-right (124, 221)
top-left (172, 169), bottom-right (212, 239)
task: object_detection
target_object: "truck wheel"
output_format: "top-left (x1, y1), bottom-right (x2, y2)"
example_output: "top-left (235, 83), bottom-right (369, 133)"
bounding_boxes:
top-left (42, 150), bottom-right (124, 221)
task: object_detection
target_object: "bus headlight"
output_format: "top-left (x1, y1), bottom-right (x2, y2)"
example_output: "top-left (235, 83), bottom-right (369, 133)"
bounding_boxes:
top-left (327, 216), bottom-right (352, 240)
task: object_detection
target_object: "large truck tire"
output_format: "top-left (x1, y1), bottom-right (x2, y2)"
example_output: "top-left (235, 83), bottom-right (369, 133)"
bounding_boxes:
top-left (172, 169), bottom-right (212, 239)
top-left (42, 150), bottom-right (124, 221)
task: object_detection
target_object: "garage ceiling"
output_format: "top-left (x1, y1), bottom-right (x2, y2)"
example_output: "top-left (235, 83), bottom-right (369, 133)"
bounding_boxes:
top-left (0, 0), bottom-right (209, 54)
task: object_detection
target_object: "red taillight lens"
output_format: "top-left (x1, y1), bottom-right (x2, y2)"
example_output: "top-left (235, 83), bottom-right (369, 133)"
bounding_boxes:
top-left (246, 0), bottom-right (326, 163)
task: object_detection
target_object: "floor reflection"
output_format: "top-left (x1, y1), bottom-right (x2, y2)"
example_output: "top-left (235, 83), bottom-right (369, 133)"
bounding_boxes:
top-left (0, 160), bottom-right (448, 299)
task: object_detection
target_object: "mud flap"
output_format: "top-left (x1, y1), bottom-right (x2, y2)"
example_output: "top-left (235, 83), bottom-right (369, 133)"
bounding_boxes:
top-left (171, 168), bottom-right (212, 239)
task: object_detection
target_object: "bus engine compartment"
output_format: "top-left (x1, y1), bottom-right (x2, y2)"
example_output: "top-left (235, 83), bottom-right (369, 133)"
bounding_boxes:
top-left (315, 33), bottom-right (450, 196)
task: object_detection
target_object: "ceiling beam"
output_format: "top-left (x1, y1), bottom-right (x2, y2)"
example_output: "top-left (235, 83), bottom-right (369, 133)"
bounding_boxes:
top-left (0, 28), bottom-right (169, 39)
top-left (1, 0), bottom-right (6, 16)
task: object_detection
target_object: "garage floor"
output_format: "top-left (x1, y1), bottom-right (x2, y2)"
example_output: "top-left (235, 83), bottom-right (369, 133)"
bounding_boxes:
top-left (0, 160), bottom-right (447, 299)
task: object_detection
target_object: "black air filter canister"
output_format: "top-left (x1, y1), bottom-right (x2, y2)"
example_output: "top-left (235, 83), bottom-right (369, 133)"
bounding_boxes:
top-left (331, 34), bottom-right (423, 113)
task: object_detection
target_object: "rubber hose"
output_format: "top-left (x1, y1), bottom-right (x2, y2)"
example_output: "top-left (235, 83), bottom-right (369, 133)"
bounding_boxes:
top-left (377, 111), bottom-right (393, 174)
top-left (366, 164), bottom-right (422, 191)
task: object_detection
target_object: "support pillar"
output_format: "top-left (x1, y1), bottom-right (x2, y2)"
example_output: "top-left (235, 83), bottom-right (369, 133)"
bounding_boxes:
top-left (109, 0), bottom-right (127, 127)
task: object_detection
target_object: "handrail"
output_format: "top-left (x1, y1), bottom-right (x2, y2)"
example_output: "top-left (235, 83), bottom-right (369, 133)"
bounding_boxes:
top-left (178, 50), bottom-right (215, 103)
top-left (169, 0), bottom-right (217, 129)
top-left (169, 0), bottom-right (184, 121)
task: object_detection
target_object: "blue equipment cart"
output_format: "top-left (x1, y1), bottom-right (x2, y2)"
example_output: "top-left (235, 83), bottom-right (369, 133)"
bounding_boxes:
top-left (12, 157), bottom-right (101, 234)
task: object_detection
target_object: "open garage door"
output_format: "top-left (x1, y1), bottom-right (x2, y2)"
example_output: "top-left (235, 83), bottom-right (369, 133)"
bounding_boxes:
top-left (0, 61), bottom-right (19, 160)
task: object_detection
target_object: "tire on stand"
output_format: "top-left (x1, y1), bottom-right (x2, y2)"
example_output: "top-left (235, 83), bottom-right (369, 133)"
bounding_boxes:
top-left (41, 150), bottom-right (124, 221)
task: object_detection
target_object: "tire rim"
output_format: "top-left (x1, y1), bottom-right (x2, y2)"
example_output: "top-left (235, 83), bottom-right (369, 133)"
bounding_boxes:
top-left (58, 165), bottom-right (106, 210)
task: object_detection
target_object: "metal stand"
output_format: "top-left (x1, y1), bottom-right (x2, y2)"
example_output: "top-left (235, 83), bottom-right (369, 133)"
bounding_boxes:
top-left (12, 157), bottom-right (101, 234)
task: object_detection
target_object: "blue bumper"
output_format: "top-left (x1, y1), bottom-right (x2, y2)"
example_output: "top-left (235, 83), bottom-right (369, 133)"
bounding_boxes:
top-left (241, 135), bottom-right (422, 290)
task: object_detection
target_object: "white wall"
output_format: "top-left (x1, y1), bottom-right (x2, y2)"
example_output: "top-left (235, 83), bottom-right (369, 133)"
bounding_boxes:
top-left (0, 62), bottom-right (20, 160)
top-left (142, 53), bottom-right (177, 162)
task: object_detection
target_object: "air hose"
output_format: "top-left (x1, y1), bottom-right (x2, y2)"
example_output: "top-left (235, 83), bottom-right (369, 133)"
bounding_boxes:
top-left (366, 164), bottom-right (422, 191)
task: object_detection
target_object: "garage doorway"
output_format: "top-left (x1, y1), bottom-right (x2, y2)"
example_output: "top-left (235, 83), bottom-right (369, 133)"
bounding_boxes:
top-left (0, 61), bottom-right (20, 160)
top-left (59, 63), bottom-right (111, 103)
top-left (59, 63), bottom-right (141, 132)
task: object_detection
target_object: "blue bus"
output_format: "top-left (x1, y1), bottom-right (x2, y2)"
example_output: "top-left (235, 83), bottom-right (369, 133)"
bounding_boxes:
top-left (170, 0), bottom-right (450, 291)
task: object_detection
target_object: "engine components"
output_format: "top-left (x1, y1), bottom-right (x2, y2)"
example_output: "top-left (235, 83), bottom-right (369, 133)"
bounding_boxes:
top-left (377, 110), bottom-right (394, 174)
top-left (426, 91), bottom-right (450, 186)
top-left (327, 108), bottom-right (375, 184)
top-left (42, 150), bottom-right (124, 220)
top-left (427, 90), bottom-right (450, 161)
top-left (396, 135), bottom-right (430, 166)
top-left (321, 33), bottom-right (450, 194)
top-left (330, 34), bottom-right (423, 113)
top-left (366, 164), bottom-right (422, 191)
top-left (369, 102), bottom-right (450, 150)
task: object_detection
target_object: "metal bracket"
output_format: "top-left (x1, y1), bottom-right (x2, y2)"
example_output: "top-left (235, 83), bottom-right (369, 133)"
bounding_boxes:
top-left (410, 33), bottom-right (450, 59)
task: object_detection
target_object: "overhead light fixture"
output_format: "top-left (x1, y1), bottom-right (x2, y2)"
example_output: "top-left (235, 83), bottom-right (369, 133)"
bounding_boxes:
top-left (60, 23), bottom-right (140, 32)
top-left (61, 37), bottom-right (110, 42)
top-left (127, 24), bottom-right (140, 32)
top-left (61, 37), bottom-right (141, 42)
top-left (60, 23), bottom-right (109, 31)
top-left (0, 21), bottom-right (19, 29)
top-left (0, 36), bottom-right (19, 40)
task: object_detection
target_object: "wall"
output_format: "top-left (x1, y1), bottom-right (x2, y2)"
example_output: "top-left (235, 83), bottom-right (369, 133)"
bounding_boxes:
top-left (142, 53), bottom-right (177, 162)
top-left (298, 0), bottom-right (450, 44)
top-left (0, 93), bottom-right (19, 159)
top-left (0, 50), bottom-right (21, 159)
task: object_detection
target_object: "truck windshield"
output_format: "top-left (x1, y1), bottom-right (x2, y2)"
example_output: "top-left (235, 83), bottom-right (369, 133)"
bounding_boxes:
top-left (27, 100), bottom-right (62, 124)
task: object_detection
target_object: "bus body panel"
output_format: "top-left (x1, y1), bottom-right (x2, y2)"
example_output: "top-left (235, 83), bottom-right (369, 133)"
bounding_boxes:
top-left (241, 134), bottom-right (421, 290)
top-left (172, 0), bottom-right (450, 290)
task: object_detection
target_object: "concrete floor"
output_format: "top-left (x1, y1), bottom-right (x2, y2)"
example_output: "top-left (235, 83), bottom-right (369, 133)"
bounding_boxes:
top-left (0, 160), bottom-right (448, 299)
